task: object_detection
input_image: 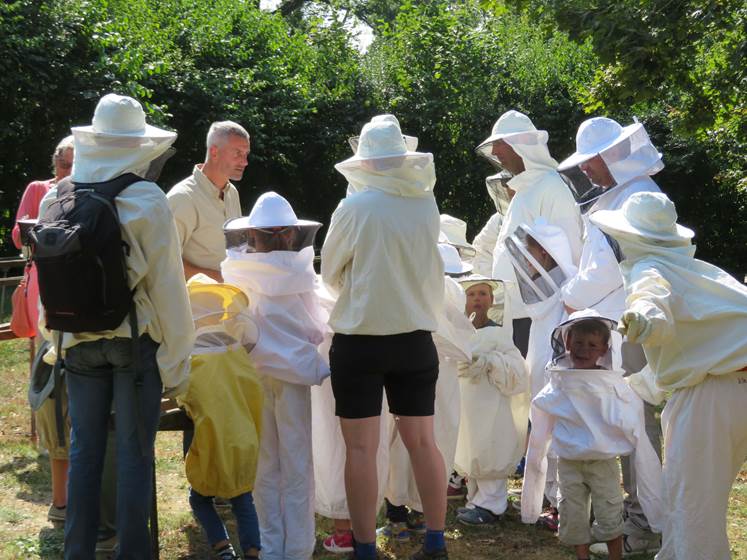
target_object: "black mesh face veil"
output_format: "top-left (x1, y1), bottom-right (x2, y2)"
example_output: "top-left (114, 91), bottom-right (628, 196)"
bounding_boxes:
top-left (558, 164), bottom-right (617, 214)
top-left (550, 315), bottom-right (617, 369)
top-left (224, 222), bottom-right (322, 254)
top-left (505, 225), bottom-right (568, 305)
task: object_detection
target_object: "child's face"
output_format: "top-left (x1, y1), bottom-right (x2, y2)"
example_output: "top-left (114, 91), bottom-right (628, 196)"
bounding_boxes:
top-left (525, 241), bottom-right (554, 277)
top-left (465, 284), bottom-right (493, 318)
top-left (566, 330), bottom-right (607, 369)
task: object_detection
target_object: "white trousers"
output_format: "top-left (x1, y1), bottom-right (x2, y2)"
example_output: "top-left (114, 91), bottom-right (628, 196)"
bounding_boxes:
top-left (655, 372), bottom-right (747, 560)
top-left (466, 478), bottom-right (508, 516)
top-left (254, 377), bottom-right (315, 560)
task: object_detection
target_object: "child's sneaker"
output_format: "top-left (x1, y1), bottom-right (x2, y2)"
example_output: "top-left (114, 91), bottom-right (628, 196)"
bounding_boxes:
top-left (214, 544), bottom-right (238, 560)
top-left (47, 504), bottom-right (66, 525)
top-left (323, 530), bottom-right (354, 553)
top-left (406, 511), bottom-right (427, 534)
top-left (537, 507), bottom-right (559, 532)
top-left (376, 521), bottom-right (410, 542)
top-left (456, 505), bottom-right (500, 525)
top-left (410, 546), bottom-right (448, 559)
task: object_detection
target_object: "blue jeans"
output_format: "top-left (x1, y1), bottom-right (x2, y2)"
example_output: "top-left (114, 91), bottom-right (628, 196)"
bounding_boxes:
top-left (189, 489), bottom-right (261, 553)
top-left (64, 335), bottom-right (162, 560)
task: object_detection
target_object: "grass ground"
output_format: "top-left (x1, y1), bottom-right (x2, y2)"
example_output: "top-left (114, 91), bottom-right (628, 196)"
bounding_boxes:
top-left (0, 338), bottom-right (745, 559)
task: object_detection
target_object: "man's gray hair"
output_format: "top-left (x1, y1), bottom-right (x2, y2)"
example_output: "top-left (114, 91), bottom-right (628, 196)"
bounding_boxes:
top-left (52, 135), bottom-right (74, 166)
top-left (206, 121), bottom-right (250, 151)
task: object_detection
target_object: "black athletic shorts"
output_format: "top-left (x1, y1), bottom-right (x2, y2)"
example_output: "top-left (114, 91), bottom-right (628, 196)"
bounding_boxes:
top-left (330, 330), bottom-right (439, 419)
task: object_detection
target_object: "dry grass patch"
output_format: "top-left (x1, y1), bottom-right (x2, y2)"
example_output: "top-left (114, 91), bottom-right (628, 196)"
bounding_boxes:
top-left (0, 338), bottom-right (744, 559)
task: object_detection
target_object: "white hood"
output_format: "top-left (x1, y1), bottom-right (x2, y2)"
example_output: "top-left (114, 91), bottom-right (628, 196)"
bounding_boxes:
top-left (336, 119), bottom-right (436, 198)
top-left (222, 247), bottom-right (330, 386)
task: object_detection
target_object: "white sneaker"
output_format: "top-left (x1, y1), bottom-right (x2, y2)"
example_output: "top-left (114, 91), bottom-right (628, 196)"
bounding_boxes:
top-left (589, 534), bottom-right (661, 557)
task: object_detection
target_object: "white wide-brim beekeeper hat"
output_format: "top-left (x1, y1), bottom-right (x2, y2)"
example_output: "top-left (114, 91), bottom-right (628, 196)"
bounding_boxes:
top-left (590, 191), bottom-right (694, 243)
top-left (438, 243), bottom-right (473, 275)
top-left (227, 191), bottom-right (322, 229)
top-left (336, 119), bottom-right (435, 196)
top-left (557, 117), bottom-right (663, 184)
top-left (71, 93), bottom-right (177, 182)
top-left (439, 214), bottom-right (475, 257)
top-left (348, 114), bottom-right (418, 153)
top-left (475, 110), bottom-right (550, 161)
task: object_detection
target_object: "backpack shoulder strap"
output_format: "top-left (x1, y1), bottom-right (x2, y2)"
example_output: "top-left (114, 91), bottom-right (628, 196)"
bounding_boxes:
top-left (74, 173), bottom-right (145, 199)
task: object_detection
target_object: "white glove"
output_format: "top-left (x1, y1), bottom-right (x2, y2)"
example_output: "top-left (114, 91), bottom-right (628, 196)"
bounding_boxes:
top-left (618, 310), bottom-right (652, 344)
top-left (457, 355), bottom-right (489, 379)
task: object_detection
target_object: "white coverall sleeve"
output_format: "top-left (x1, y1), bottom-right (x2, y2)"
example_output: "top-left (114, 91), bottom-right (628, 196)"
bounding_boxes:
top-left (141, 199), bottom-right (195, 396)
top-left (470, 212), bottom-right (502, 277)
top-left (320, 203), bottom-right (354, 299)
top-left (626, 365), bottom-right (667, 406)
top-left (624, 266), bottom-right (676, 347)
top-left (521, 403), bottom-right (554, 524)
top-left (562, 225), bottom-right (623, 312)
top-left (485, 343), bottom-right (528, 396)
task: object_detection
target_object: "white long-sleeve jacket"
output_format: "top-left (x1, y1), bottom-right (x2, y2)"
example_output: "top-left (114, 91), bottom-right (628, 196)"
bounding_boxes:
top-left (562, 176), bottom-right (661, 320)
top-left (521, 362), bottom-right (664, 532)
top-left (222, 246), bottom-right (330, 386)
top-left (607, 238), bottom-right (747, 391)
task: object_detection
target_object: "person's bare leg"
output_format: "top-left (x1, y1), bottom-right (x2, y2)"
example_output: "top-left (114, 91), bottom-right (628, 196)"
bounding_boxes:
top-left (51, 458), bottom-right (68, 508)
top-left (340, 416), bottom-right (381, 543)
top-left (574, 543), bottom-right (591, 559)
top-left (334, 518), bottom-right (352, 534)
top-left (396, 415), bottom-right (446, 531)
top-left (606, 535), bottom-right (623, 560)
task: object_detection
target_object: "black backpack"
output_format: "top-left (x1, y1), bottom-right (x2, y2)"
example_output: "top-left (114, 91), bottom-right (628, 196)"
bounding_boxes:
top-left (29, 173), bottom-right (145, 448)
top-left (31, 173), bottom-right (143, 333)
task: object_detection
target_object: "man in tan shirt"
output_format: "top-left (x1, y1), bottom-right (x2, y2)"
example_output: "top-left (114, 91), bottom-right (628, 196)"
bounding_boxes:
top-left (167, 121), bottom-right (249, 280)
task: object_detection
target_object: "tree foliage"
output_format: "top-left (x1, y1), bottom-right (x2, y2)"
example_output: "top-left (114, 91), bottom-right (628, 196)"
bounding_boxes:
top-left (1, 0), bottom-right (744, 275)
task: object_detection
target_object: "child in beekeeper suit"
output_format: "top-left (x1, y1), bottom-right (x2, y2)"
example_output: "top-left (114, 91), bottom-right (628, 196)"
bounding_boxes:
top-left (452, 273), bottom-right (528, 525)
top-left (221, 192), bottom-right (330, 560)
top-left (505, 218), bottom-right (578, 529)
top-left (521, 310), bottom-right (664, 560)
top-left (377, 243), bottom-right (475, 539)
top-left (178, 276), bottom-right (264, 560)
top-left (590, 191), bottom-right (747, 560)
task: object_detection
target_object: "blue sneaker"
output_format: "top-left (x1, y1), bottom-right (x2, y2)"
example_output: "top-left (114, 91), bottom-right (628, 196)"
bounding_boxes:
top-left (376, 521), bottom-right (410, 542)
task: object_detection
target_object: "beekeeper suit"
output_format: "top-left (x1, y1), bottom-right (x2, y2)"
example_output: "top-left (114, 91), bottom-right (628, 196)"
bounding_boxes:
top-left (505, 218), bottom-right (577, 508)
top-left (454, 275), bottom-right (528, 519)
top-left (521, 311), bottom-right (664, 535)
top-left (475, 110), bottom-right (582, 352)
top-left (470, 171), bottom-right (511, 277)
top-left (221, 192), bottom-right (329, 560)
top-left (385, 244), bottom-right (473, 512)
top-left (590, 192), bottom-right (747, 560)
top-left (178, 277), bottom-right (263, 499)
top-left (505, 219), bottom-right (577, 399)
top-left (558, 116), bottom-right (665, 552)
top-left (558, 117), bottom-right (663, 321)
